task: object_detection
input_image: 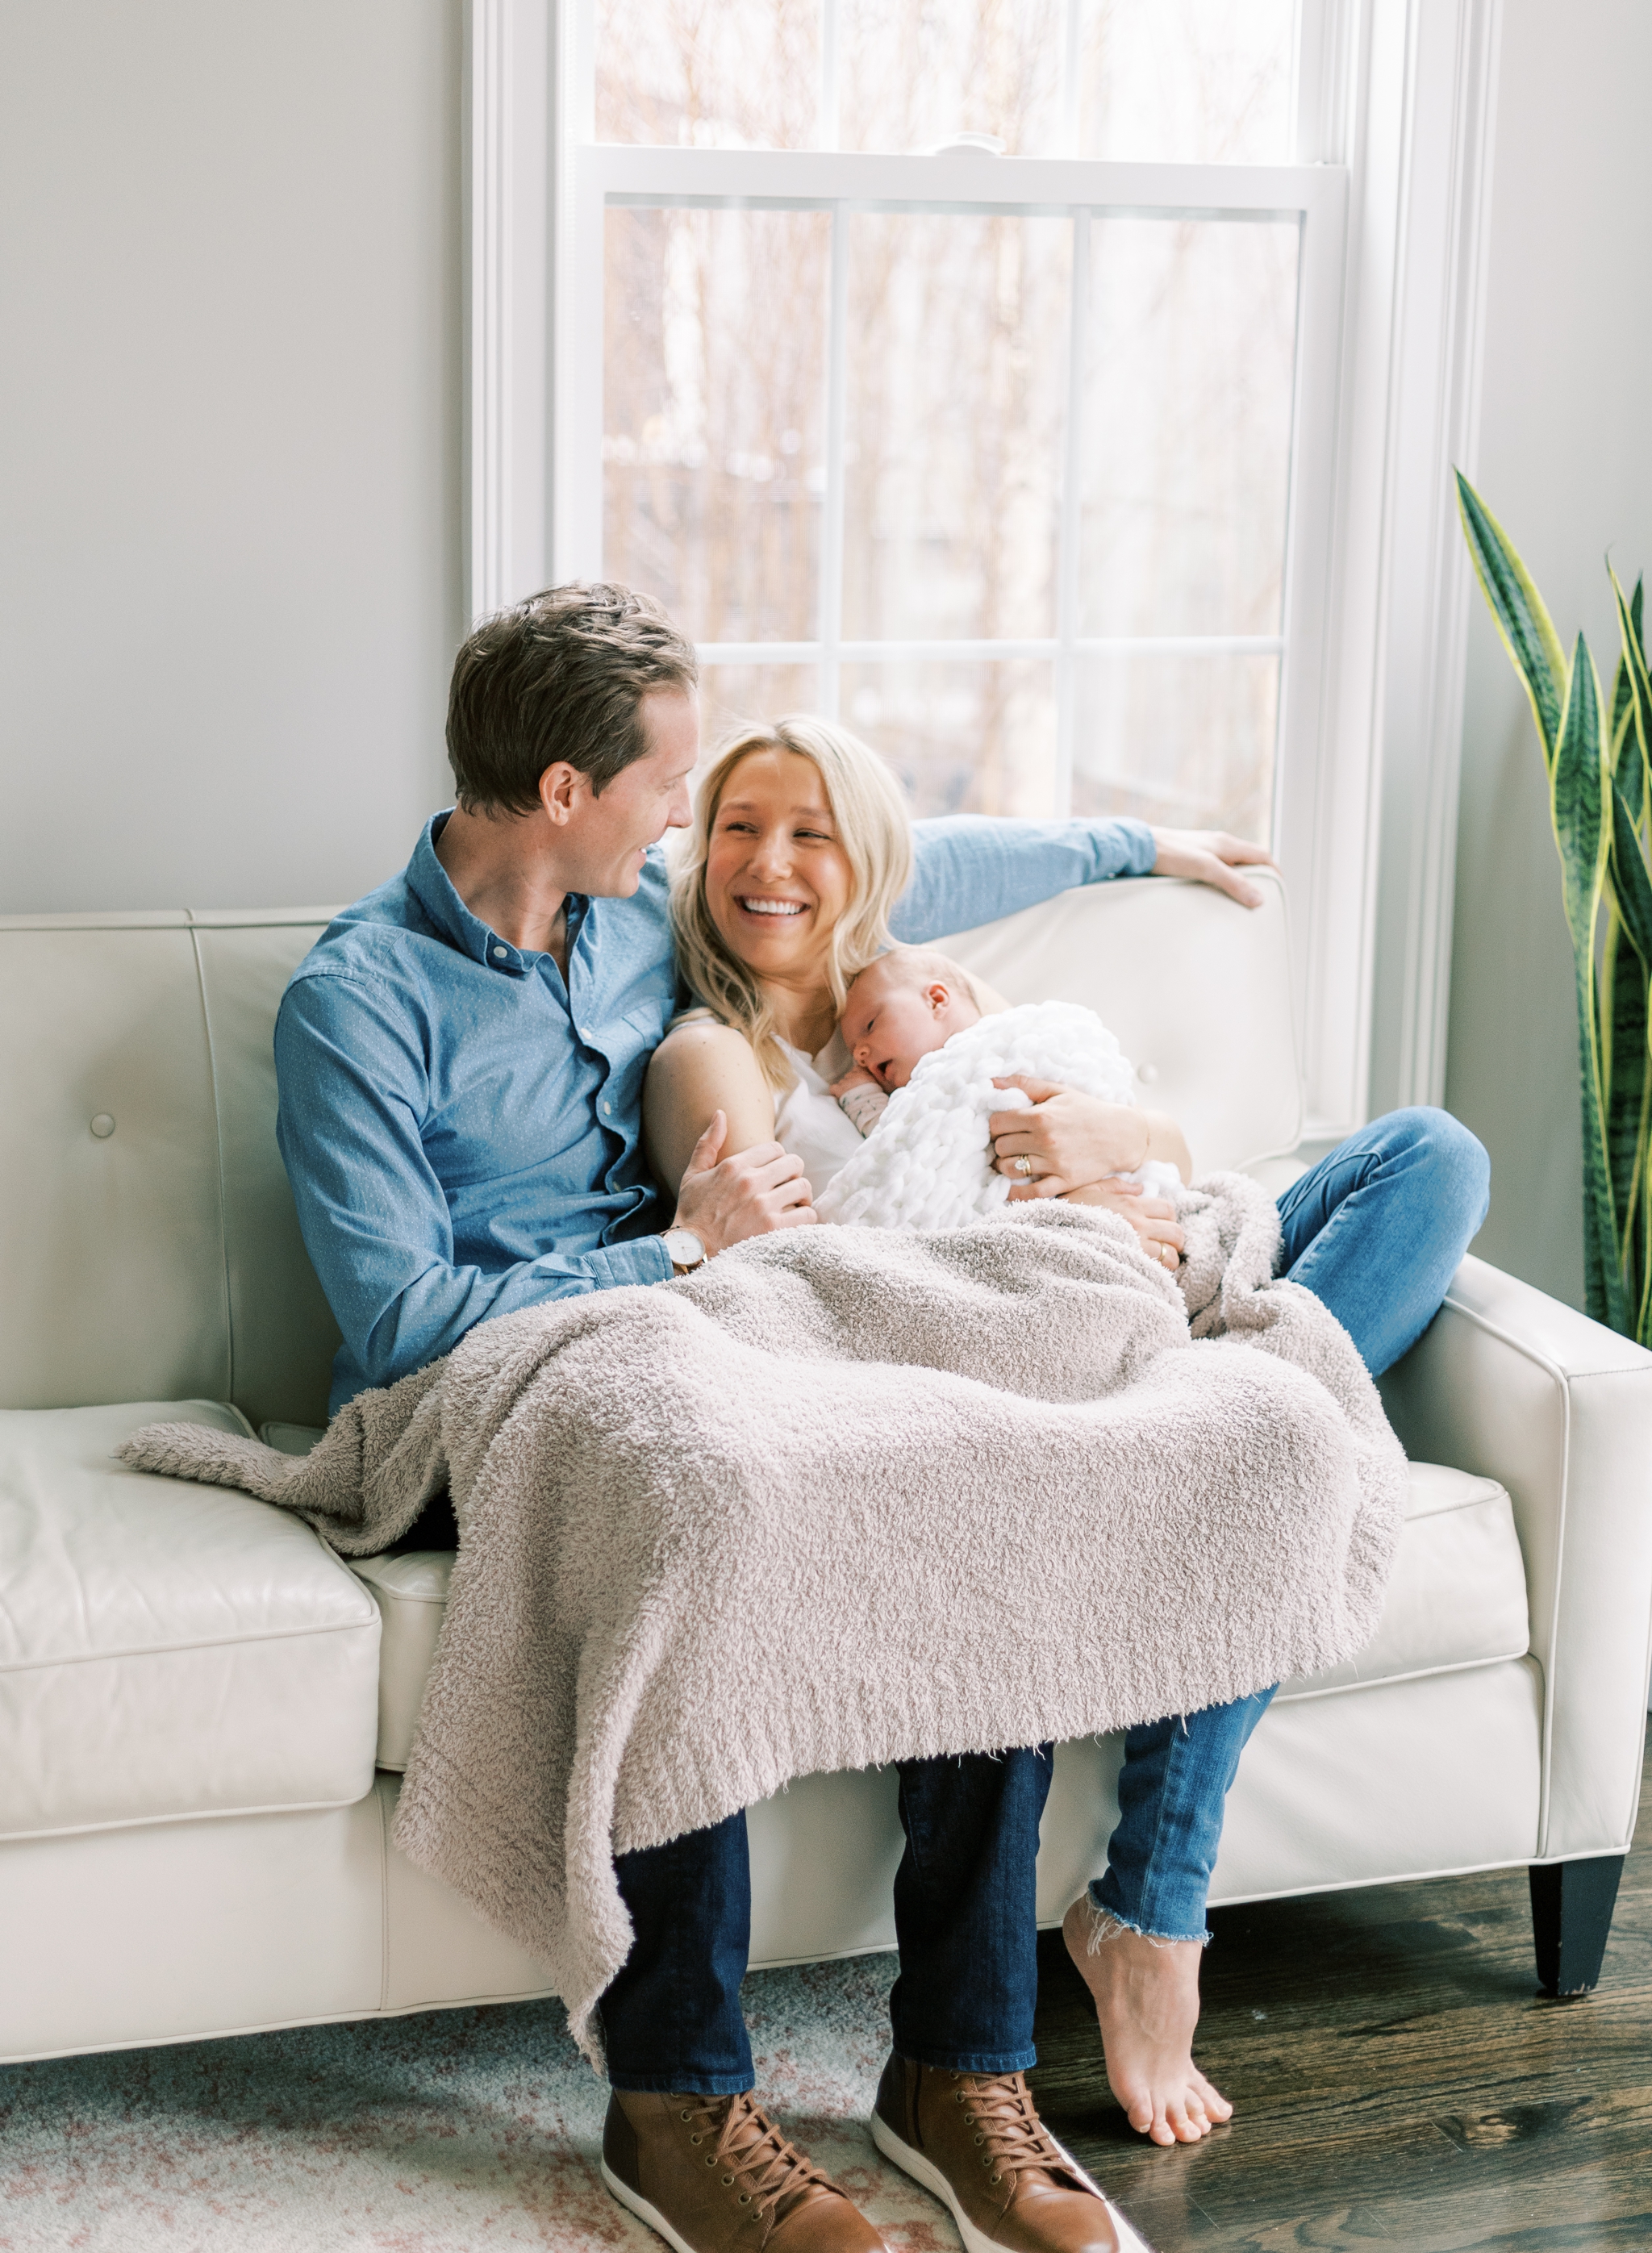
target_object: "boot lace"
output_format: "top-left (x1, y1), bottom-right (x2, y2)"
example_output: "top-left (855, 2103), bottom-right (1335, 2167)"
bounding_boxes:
top-left (950, 2072), bottom-right (1070, 2193)
top-left (676, 2092), bottom-right (836, 2222)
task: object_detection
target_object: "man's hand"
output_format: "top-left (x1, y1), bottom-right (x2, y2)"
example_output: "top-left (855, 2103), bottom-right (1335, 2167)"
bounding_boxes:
top-left (672, 1111), bottom-right (816, 1255)
top-left (1149, 827), bottom-right (1276, 908)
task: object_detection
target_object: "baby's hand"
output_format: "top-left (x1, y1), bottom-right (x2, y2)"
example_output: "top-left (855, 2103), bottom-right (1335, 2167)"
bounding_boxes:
top-left (830, 1063), bottom-right (882, 1098)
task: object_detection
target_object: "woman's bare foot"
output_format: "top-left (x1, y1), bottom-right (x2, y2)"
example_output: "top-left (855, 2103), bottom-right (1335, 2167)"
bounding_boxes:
top-left (1062, 1894), bottom-right (1233, 2147)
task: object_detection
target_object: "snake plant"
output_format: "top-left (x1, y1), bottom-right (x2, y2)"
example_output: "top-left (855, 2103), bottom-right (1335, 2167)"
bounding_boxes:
top-left (1457, 471), bottom-right (1652, 1342)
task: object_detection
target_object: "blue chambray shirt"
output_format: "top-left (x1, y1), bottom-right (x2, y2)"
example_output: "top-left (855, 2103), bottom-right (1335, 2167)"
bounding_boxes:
top-left (276, 809), bottom-right (1158, 1412)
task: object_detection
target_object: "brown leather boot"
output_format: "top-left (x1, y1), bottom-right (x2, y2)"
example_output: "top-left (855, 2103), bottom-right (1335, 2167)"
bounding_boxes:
top-left (602, 2087), bottom-right (888, 2253)
top-left (871, 2056), bottom-right (1145, 2253)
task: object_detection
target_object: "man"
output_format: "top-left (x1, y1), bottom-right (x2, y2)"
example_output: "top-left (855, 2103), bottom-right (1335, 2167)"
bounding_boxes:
top-left (276, 584), bottom-right (1273, 2253)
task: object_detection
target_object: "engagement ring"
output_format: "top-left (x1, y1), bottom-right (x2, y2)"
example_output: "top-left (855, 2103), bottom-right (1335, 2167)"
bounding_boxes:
top-left (1013, 1155), bottom-right (1033, 1178)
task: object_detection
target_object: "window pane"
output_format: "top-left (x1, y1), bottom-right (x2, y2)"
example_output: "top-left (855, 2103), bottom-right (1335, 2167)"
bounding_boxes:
top-left (594, 0), bottom-right (1297, 161)
top-left (604, 207), bottom-right (828, 643)
top-left (1078, 0), bottom-right (1295, 164)
top-left (844, 213), bottom-right (1069, 643)
top-left (1070, 651), bottom-right (1277, 840)
top-left (699, 663), bottom-right (822, 749)
top-left (1079, 216), bottom-right (1296, 640)
top-left (595, 0), bottom-right (818, 148)
top-left (839, 0), bottom-right (1063, 156)
top-left (843, 660), bottom-right (1056, 818)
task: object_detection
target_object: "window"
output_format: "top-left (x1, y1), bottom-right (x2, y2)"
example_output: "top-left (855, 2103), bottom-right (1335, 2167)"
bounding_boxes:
top-left (553, 0), bottom-right (1346, 843)
top-left (496, 0), bottom-right (1502, 1135)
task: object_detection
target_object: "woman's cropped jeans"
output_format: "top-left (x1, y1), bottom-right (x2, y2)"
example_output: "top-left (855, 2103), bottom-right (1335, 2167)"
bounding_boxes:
top-left (603, 1106), bottom-right (1490, 2087)
top-left (1090, 1105), bottom-right (1489, 1946)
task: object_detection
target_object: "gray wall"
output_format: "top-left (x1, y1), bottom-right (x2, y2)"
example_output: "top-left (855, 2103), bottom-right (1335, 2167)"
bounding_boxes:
top-left (0, 1), bottom-right (463, 916)
top-left (1445, 0), bottom-right (1652, 1310)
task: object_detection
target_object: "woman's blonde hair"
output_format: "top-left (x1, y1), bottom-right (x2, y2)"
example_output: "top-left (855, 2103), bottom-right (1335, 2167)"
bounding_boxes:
top-left (670, 715), bottom-right (915, 1087)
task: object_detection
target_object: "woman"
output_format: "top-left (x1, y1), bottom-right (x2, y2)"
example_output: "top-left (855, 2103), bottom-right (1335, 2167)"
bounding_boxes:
top-left (645, 713), bottom-right (1490, 2146)
top-left (646, 714), bottom-right (1195, 1271)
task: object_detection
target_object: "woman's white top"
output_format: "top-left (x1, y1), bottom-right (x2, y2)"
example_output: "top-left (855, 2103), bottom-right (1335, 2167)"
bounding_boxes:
top-left (772, 1039), bottom-right (865, 1196)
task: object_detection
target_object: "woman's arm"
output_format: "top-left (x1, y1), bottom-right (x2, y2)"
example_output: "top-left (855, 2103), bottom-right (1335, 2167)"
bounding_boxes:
top-left (644, 1018), bottom-right (779, 1198)
top-left (985, 1078), bottom-right (1194, 1191)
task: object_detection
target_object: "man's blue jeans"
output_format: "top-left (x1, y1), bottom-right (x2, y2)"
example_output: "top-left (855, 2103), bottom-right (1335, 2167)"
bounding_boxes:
top-left (604, 1106), bottom-right (1490, 2078)
top-left (602, 1748), bottom-right (1053, 2092)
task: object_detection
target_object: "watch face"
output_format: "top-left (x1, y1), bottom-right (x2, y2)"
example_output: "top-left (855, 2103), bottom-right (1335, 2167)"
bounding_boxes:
top-left (665, 1229), bottom-right (705, 1268)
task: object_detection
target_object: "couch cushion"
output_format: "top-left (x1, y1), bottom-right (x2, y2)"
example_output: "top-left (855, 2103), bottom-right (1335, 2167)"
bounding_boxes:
top-left (0, 912), bottom-right (340, 1429)
top-left (1279, 1462), bottom-right (1529, 1700)
top-left (357, 1462), bottom-right (1528, 1771)
top-left (352, 1551), bottom-right (453, 1771)
top-left (0, 1401), bottom-right (380, 1839)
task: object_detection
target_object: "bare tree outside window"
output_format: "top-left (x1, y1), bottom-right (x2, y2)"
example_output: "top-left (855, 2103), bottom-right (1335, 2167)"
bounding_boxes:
top-left (594, 0), bottom-right (1299, 841)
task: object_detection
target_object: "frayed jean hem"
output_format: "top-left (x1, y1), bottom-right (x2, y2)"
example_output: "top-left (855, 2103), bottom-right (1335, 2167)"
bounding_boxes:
top-left (1085, 1881), bottom-right (1211, 1949)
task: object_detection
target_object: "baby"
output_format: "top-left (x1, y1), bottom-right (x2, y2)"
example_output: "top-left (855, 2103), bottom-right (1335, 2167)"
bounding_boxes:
top-left (830, 947), bottom-right (982, 1131)
top-left (816, 947), bottom-right (1181, 1231)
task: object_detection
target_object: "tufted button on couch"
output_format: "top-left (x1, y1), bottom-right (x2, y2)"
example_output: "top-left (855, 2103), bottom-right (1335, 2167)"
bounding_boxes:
top-left (3, 874), bottom-right (1650, 2065)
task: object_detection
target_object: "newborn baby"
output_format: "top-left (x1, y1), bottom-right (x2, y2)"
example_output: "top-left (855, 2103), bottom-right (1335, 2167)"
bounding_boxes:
top-left (829, 947), bottom-right (982, 1129)
top-left (816, 947), bottom-right (1181, 1230)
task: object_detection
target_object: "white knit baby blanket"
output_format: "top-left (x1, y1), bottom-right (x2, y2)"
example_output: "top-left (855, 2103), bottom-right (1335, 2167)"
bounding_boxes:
top-left (816, 999), bottom-right (1180, 1230)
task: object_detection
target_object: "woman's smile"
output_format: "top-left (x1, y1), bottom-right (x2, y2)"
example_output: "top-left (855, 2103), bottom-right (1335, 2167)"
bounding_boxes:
top-left (705, 749), bottom-right (853, 980)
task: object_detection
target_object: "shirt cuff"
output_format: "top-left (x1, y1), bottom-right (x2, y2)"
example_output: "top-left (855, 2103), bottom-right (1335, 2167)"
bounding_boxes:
top-left (1112, 818), bottom-right (1158, 878)
top-left (585, 1236), bottom-right (675, 1290)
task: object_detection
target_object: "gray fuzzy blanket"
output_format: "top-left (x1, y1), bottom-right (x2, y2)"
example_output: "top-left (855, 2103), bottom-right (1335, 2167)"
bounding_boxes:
top-left (120, 1178), bottom-right (1404, 2063)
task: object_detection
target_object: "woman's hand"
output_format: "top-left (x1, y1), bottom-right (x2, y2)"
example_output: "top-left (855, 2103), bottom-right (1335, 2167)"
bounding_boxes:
top-left (988, 1078), bottom-right (1194, 1193)
top-left (1062, 1179), bottom-right (1185, 1270)
top-left (989, 1079), bottom-right (1144, 1190)
top-left (673, 1112), bottom-right (816, 1254)
top-left (1149, 826), bottom-right (1276, 907)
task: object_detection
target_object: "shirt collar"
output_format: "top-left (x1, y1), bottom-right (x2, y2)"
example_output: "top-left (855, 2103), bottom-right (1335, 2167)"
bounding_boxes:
top-left (405, 811), bottom-right (587, 978)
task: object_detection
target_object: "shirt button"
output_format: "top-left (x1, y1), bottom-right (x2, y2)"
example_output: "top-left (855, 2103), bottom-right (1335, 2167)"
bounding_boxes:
top-left (492, 946), bottom-right (507, 962)
top-left (603, 1100), bottom-right (613, 1116)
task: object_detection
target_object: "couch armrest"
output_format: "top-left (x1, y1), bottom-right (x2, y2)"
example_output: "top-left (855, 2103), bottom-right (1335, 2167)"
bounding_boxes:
top-left (1378, 1254), bottom-right (1652, 1861)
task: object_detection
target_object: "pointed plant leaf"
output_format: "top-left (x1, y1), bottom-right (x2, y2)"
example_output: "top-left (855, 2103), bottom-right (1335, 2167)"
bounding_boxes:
top-left (1457, 471), bottom-right (1568, 766)
top-left (1612, 656), bottom-right (1633, 766)
top-left (1610, 565), bottom-right (1652, 782)
top-left (1610, 577), bottom-right (1645, 763)
top-left (1553, 632), bottom-right (1609, 918)
top-left (1610, 783), bottom-right (1652, 966)
top-left (1602, 907), bottom-right (1650, 1271)
top-left (1553, 633), bottom-right (1628, 1329)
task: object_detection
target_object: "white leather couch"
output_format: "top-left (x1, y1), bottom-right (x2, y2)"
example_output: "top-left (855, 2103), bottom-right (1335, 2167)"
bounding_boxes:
top-left (4, 873), bottom-right (1650, 2066)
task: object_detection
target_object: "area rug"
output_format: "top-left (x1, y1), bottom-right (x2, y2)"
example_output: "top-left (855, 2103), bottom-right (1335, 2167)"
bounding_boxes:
top-left (0, 1954), bottom-right (999, 2251)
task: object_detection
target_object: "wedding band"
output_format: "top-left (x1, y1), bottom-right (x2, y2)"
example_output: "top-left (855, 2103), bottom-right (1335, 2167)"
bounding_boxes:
top-left (1014, 1156), bottom-right (1033, 1178)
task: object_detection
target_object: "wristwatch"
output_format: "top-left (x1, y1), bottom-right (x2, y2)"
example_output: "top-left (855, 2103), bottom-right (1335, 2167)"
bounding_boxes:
top-left (662, 1226), bottom-right (707, 1275)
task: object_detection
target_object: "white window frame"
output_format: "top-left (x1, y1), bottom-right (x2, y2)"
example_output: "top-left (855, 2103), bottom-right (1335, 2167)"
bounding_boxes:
top-left (465, 0), bottom-right (1505, 1148)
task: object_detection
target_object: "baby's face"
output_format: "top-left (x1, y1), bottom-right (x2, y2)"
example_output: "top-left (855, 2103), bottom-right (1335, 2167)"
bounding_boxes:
top-left (840, 962), bottom-right (979, 1091)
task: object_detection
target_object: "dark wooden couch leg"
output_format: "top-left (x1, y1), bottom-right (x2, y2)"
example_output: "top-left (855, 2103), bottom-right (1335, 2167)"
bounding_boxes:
top-left (1529, 1855), bottom-right (1625, 1996)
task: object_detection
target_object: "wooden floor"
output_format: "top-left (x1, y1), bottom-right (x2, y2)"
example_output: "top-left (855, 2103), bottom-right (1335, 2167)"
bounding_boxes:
top-left (1028, 1735), bottom-right (1652, 2252)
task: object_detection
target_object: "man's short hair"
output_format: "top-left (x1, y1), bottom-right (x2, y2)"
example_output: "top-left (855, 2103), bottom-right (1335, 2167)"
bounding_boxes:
top-left (445, 582), bottom-right (699, 813)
